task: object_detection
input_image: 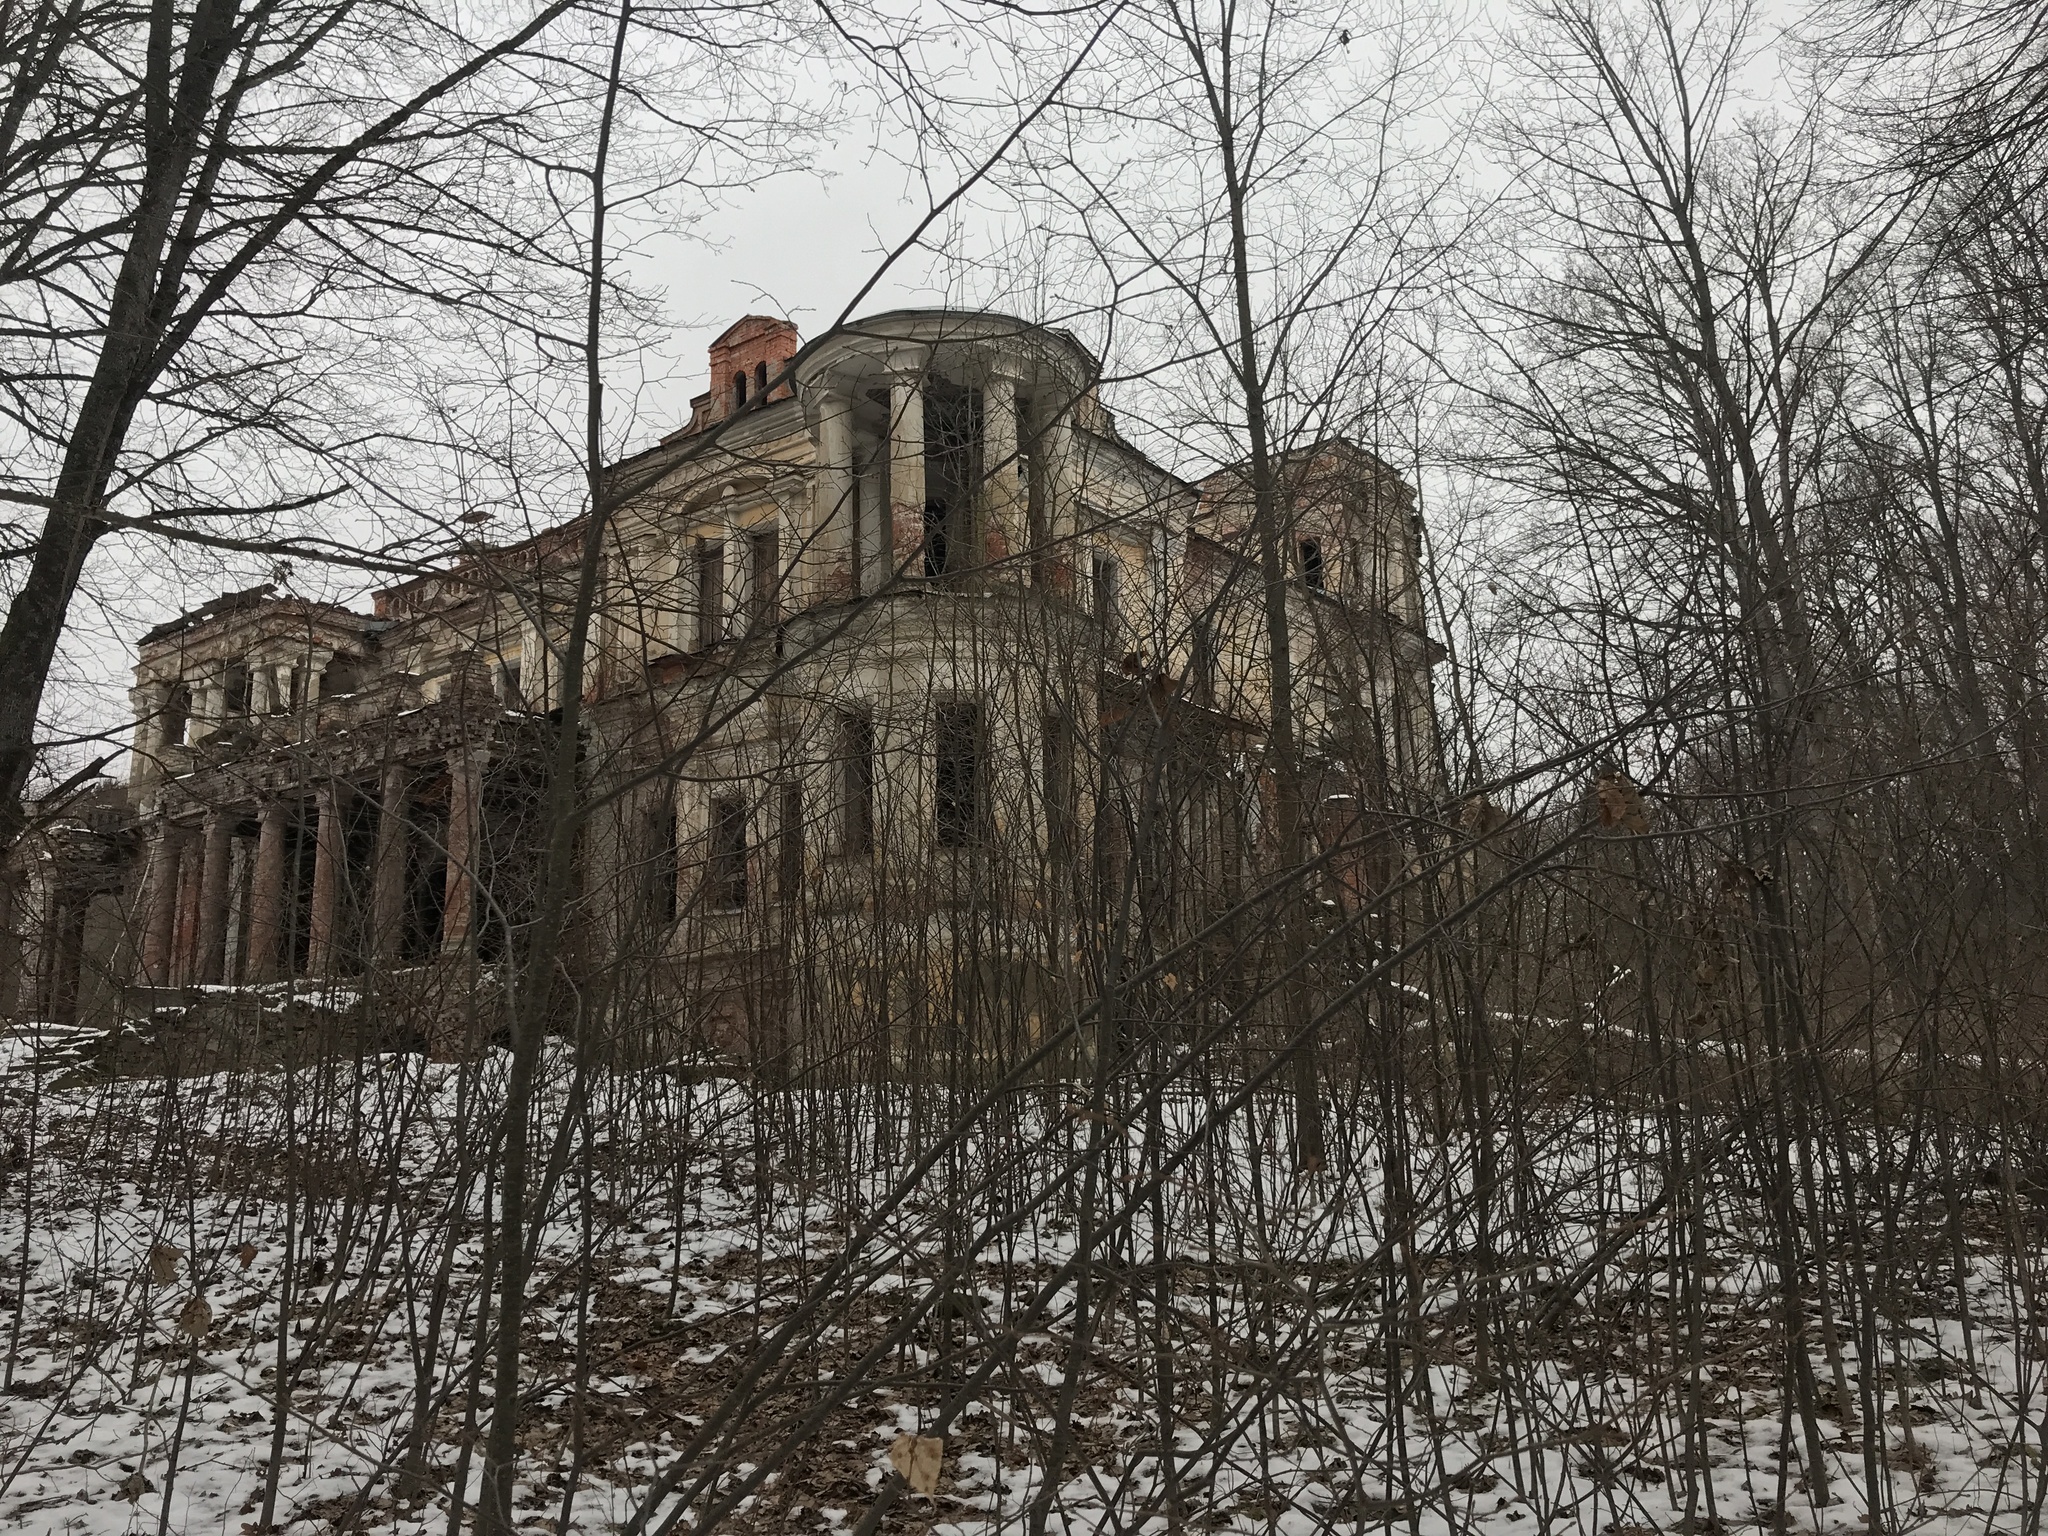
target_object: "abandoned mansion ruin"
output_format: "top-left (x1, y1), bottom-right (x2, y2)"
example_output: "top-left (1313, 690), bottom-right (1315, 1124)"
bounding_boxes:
top-left (7, 311), bottom-right (1438, 1069)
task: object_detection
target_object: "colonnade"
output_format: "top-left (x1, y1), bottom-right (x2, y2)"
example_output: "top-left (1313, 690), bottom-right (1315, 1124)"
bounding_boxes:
top-left (136, 742), bottom-right (486, 987)
top-left (806, 363), bottom-right (1058, 600)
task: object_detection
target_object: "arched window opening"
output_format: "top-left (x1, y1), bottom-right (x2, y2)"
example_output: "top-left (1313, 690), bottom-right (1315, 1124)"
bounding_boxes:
top-left (755, 360), bottom-right (769, 398)
top-left (733, 371), bottom-right (748, 410)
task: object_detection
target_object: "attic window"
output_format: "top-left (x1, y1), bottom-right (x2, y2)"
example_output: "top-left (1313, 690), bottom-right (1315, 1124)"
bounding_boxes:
top-left (755, 360), bottom-right (769, 398)
top-left (733, 371), bottom-right (748, 410)
top-left (1299, 538), bottom-right (1325, 591)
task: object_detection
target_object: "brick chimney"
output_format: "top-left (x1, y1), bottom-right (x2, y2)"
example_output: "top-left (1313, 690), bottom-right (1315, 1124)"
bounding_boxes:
top-left (708, 315), bottom-right (801, 422)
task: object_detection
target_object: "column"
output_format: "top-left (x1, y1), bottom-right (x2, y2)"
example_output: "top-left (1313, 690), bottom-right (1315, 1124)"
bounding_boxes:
top-left (442, 746), bottom-right (484, 956)
top-left (0, 864), bottom-right (19, 1019)
top-left (372, 763), bottom-right (409, 964)
top-left (139, 821), bottom-right (181, 986)
top-left (223, 836), bottom-right (249, 982)
top-left (194, 810), bottom-right (234, 984)
top-left (887, 371), bottom-right (927, 578)
top-left (169, 826), bottom-right (202, 985)
top-left (981, 370), bottom-right (1023, 571)
top-left (1040, 408), bottom-right (1080, 598)
top-left (813, 389), bottom-right (857, 599)
top-left (20, 867), bottom-right (54, 1013)
top-left (246, 801), bottom-right (290, 983)
top-left (307, 783), bottom-right (345, 975)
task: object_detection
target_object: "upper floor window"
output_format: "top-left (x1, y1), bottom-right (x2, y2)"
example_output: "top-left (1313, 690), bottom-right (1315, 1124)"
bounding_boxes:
top-left (695, 540), bottom-right (725, 649)
top-left (223, 662), bottom-right (251, 717)
top-left (1189, 615), bottom-right (1217, 704)
top-left (1299, 538), bottom-right (1325, 591)
top-left (161, 682), bottom-right (191, 747)
top-left (1091, 550), bottom-right (1120, 633)
top-left (749, 526), bottom-right (780, 630)
top-left (755, 360), bottom-right (769, 398)
top-left (733, 371), bottom-right (748, 410)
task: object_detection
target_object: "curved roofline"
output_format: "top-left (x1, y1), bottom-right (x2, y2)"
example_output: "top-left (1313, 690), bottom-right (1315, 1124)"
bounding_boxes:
top-left (794, 307), bottom-right (1101, 386)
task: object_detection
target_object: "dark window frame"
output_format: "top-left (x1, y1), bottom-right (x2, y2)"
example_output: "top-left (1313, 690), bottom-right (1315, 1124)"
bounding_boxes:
top-left (707, 795), bottom-right (749, 910)
top-left (935, 700), bottom-right (985, 848)
top-left (695, 540), bottom-right (725, 650)
top-left (749, 525), bottom-right (780, 630)
top-left (1091, 549), bottom-right (1119, 632)
top-left (837, 708), bottom-right (875, 857)
top-left (1299, 537), bottom-right (1325, 591)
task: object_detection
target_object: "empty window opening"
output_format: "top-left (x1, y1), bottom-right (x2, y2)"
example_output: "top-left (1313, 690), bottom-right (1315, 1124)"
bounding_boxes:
top-left (935, 702), bottom-right (983, 847)
top-left (749, 526), bottom-right (780, 629)
top-left (323, 655), bottom-right (363, 697)
top-left (695, 541), bottom-right (725, 649)
top-left (708, 796), bottom-right (748, 909)
top-left (1299, 538), bottom-right (1325, 590)
top-left (498, 656), bottom-right (522, 705)
top-left (922, 380), bottom-right (982, 577)
top-left (223, 663), bottom-right (251, 718)
top-left (644, 803), bottom-right (679, 925)
top-left (733, 371), bottom-right (748, 410)
top-left (1092, 550), bottom-right (1120, 632)
top-left (839, 709), bottom-right (875, 856)
top-left (161, 682), bottom-right (191, 746)
top-left (778, 783), bottom-right (803, 906)
top-left (1041, 713), bottom-right (1073, 858)
top-left (1190, 615), bottom-right (1218, 703)
top-left (755, 360), bottom-right (769, 398)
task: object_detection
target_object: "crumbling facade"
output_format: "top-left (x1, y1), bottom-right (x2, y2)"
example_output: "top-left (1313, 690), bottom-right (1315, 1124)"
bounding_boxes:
top-left (5, 311), bottom-right (1438, 1068)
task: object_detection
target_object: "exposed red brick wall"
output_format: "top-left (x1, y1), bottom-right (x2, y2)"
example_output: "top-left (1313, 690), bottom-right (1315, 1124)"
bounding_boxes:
top-left (707, 315), bottom-right (800, 422)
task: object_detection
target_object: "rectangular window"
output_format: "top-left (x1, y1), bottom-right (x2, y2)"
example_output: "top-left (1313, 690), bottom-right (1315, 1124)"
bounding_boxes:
top-left (1190, 615), bottom-right (1217, 704)
top-left (498, 657), bottom-right (522, 705)
top-left (1041, 713), bottom-right (1072, 858)
top-left (935, 701), bottom-right (982, 848)
top-left (1092, 550), bottom-right (1119, 634)
top-left (1299, 537), bottom-right (1325, 591)
top-left (923, 380), bottom-right (982, 578)
top-left (838, 709), bottom-right (874, 855)
top-left (223, 663), bottom-right (251, 717)
top-left (749, 526), bottom-right (780, 629)
top-left (695, 541), bottom-right (725, 649)
top-left (162, 683), bottom-right (191, 747)
top-left (778, 783), bottom-right (804, 906)
top-left (708, 796), bottom-right (748, 909)
top-left (645, 803), bottom-right (679, 924)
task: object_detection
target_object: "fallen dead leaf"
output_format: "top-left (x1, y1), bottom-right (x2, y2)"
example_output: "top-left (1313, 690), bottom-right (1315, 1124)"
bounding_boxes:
top-left (888, 1432), bottom-right (942, 1496)
top-left (176, 1294), bottom-right (213, 1338)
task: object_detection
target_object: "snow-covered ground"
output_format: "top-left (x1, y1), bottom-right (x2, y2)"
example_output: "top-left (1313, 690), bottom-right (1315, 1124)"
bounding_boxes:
top-left (0, 1037), bottom-right (2039, 1534)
